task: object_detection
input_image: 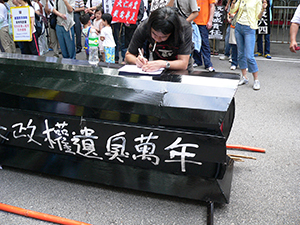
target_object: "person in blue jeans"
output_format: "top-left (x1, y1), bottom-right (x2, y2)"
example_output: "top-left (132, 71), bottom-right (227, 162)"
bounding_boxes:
top-left (255, 34), bottom-right (271, 58)
top-left (231, 0), bottom-right (267, 90)
top-left (255, 0), bottom-right (272, 59)
top-left (49, 0), bottom-right (76, 59)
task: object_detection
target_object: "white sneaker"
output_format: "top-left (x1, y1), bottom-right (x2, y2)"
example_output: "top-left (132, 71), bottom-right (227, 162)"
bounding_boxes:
top-left (230, 65), bottom-right (236, 70)
top-left (207, 67), bottom-right (215, 72)
top-left (219, 55), bottom-right (230, 60)
top-left (229, 58), bottom-right (232, 63)
top-left (253, 80), bottom-right (260, 90)
top-left (238, 76), bottom-right (249, 85)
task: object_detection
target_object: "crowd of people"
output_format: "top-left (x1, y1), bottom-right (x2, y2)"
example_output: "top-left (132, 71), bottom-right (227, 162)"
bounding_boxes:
top-left (0, 0), bottom-right (286, 91)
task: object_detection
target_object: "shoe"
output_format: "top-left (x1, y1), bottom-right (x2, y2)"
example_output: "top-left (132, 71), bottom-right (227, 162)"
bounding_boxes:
top-left (229, 58), bottom-right (232, 63)
top-left (48, 48), bottom-right (53, 51)
top-left (193, 63), bottom-right (199, 67)
top-left (253, 80), bottom-right (260, 90)
top-left (238, 76), bottom-right (249, 85)
top-left (264, 54), bottom-right (272, 59)
top-left (230, 65), bottom-right (237, 70)
top-left (76, 49), bottom-right (81, 54)
top-left (254, 52), bottom-right (262, 57)
top-left (219, 55), bottom-right (230, 60)
top-left (207, 67), bottom-right (215, 72)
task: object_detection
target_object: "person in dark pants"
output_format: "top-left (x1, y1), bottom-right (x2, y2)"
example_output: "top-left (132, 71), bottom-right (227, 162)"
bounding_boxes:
top-left (74, 0), bottom-right (84, 53)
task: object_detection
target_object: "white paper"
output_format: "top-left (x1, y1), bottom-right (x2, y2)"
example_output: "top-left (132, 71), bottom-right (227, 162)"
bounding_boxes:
top-left (118, 65), bottom-right (164, 76)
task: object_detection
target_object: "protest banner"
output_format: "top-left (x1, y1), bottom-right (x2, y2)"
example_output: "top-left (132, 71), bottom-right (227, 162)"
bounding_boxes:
top-left (209, 5), bottom-right (225, 40)
top-left (11, 6), bottom-right (32, 42)
top-left (111, 0), bottom-right (142, 24)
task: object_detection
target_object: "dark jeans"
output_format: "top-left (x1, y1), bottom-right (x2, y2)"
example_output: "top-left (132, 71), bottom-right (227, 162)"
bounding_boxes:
top-left (257, 34), bottom-right (270, 55)
top-left (224, 26), bottom-right (230, 56)
top-left (231, 44), bottom-right (238, 66)
top-left (74, 12), bottom-right (82, 50)
top-left (193, 25), bottom-right (213, 68)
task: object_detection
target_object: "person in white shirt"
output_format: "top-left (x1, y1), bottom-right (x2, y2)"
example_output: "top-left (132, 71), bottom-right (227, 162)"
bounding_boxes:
top-left (0, 0), bottom-right (16, 53)
top-left (17, 0), bottom-right (40, 55)
top-left (100, 13), bottom-right (116, 63)
top-left (289, 4), bottom-right (300, 53)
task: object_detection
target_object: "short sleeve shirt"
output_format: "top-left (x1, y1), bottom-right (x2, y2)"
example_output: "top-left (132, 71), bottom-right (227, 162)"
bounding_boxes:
top-left (194, 0), bottom-right (216, 25)
top-left (174, 0), bottom-right (199, 18)
top-left (291, 5), bottom-right (300, 24)
top-left (128, 16), bottom-right (193, 61)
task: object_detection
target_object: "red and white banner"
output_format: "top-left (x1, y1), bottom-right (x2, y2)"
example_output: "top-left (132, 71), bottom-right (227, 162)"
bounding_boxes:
top-left (111, 0), bottom-right (141, 24)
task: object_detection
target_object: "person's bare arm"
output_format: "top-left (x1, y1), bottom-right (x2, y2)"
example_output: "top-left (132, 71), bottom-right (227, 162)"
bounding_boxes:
top-left (166, 0), bottom-right (175, 7)
top-left (290, 22), bottom-right (299, 52)
top-left (207, 3), bottom-right (215, 29)
top-left (186, 11), bottom-right (199, 23)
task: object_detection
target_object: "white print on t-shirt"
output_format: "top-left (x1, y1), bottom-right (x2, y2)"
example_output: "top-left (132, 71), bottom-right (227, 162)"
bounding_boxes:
top-left (158, 49), bottom-right (173, 58)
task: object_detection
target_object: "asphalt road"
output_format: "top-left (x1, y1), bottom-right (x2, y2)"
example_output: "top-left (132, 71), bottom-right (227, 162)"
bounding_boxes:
top-left (0, 42), bottom-right (300, 224)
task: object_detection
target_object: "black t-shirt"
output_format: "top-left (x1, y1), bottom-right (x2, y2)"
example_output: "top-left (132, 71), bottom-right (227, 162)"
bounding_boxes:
top-left (127, 16), bottom-right (193, 69)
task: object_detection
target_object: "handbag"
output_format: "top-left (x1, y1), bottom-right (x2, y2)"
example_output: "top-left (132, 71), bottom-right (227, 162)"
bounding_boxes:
top-left (231, 12), bottom-right (238, 27)
top-left (49, 0), bottom-right (57, 30)
top-left (49, 14), bottom-right (57, 30)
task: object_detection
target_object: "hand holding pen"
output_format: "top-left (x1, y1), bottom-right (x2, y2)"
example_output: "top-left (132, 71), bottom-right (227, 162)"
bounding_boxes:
top-left (136, 48), bottom-right (148, 68)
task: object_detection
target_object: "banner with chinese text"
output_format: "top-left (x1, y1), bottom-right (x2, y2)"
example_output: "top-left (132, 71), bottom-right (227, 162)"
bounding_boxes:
top-left (11, 6), bottom-right (32, 42)
top-left (111, 0), bottom-right (142, 24)
top-left (209, 5), bottom-right (225, 40)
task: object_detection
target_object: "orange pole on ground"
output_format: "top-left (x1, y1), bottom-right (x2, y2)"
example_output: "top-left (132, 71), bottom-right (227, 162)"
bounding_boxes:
top-left (226, 144), bottom-right (266, 153)
top-left (0, 202), bottom-right (91, 225)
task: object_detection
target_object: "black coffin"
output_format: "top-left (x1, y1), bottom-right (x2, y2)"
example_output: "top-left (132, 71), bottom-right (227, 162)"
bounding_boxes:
top-left (0, 53), bottom-right (239, 204)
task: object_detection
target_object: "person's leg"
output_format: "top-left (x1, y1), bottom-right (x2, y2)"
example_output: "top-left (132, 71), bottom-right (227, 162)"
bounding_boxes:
top-left (112, 23), bottom-right (120, 63)
top-left (235, 23), bottom-right (247, 76)
top-left (256, 34), bottom-right (263, 55)
top-left (65, 26), bottom-right (76, 59)
top-left (231, 44), bottom-right (238, 66)
top-left (0, 26), bottom-right (15, 53)
top-left (224, 26), bottom-right (231, 56)
top-left (49, 28), bottom-right (59, 57)
top-left (193, 25), bottom-right (203, 66)
top-left (264, 34), bottom-right (270, 55)
top-left (30, 33), bottom-right (40, 55)
top-left (198, 25), bottom-right (213, 68)
top-left (120, 24), bottom-right (126, 61)
top-left (244, 26), bottom-right (258, 75)
top-left (56, 25), bottom-right (69, 58)
top-left (124, 24), bottom-right (137, 51)
top-left (74, 12), bottom-right (82, 52)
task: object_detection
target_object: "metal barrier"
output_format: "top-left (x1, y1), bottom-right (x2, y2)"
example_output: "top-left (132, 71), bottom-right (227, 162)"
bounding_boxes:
top-left (271, 1), bottom-right (300, 43)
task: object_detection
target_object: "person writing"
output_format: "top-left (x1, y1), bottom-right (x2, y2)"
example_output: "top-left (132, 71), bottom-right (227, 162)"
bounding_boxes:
top-left (125, 7), bottom-right (193, 72)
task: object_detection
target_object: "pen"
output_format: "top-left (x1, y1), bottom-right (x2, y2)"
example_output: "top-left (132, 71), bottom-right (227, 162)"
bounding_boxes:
top-left (138, 48), bottom-right (147, 64)
top-left (138, 48), bottom-right (143, 57)
top-left (153, 41), bottom-right (156, 52)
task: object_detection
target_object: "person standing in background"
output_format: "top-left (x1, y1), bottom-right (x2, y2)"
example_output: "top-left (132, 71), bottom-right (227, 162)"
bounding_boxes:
top-left (74, 0), bottom-right (84, 53)
top-left (46, 0), bottom-right (76, 59)
top-left (85, 0), bottom-right (101, 20)
top-left (193, 0), bottom-right (216, 72)
top-left (255, 0), bottom-right (273, 59)
top-left (166, 0), bottom-right (199, 23)
top-left (45, 0), bottom-right (59, 57)
top-left (100, 13), bottom-right (116, 63)
top-left (289, 4), bottom-right (300, 52)
top-left (0, 0), bottom-right (16, 53)
top-left (231, 0), bottom-right (267, 90)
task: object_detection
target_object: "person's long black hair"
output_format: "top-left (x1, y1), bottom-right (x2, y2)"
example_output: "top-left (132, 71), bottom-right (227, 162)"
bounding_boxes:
top-left (23, 0), bottom-right (33, 7)
top-left (147, 6), bottom-right (182, 45)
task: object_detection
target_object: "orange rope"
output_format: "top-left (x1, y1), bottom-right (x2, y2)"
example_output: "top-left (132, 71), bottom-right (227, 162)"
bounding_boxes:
top-left (0, 202), bottom-right (91, 225)
top-left (226, 144), bottom-right (266, 153)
